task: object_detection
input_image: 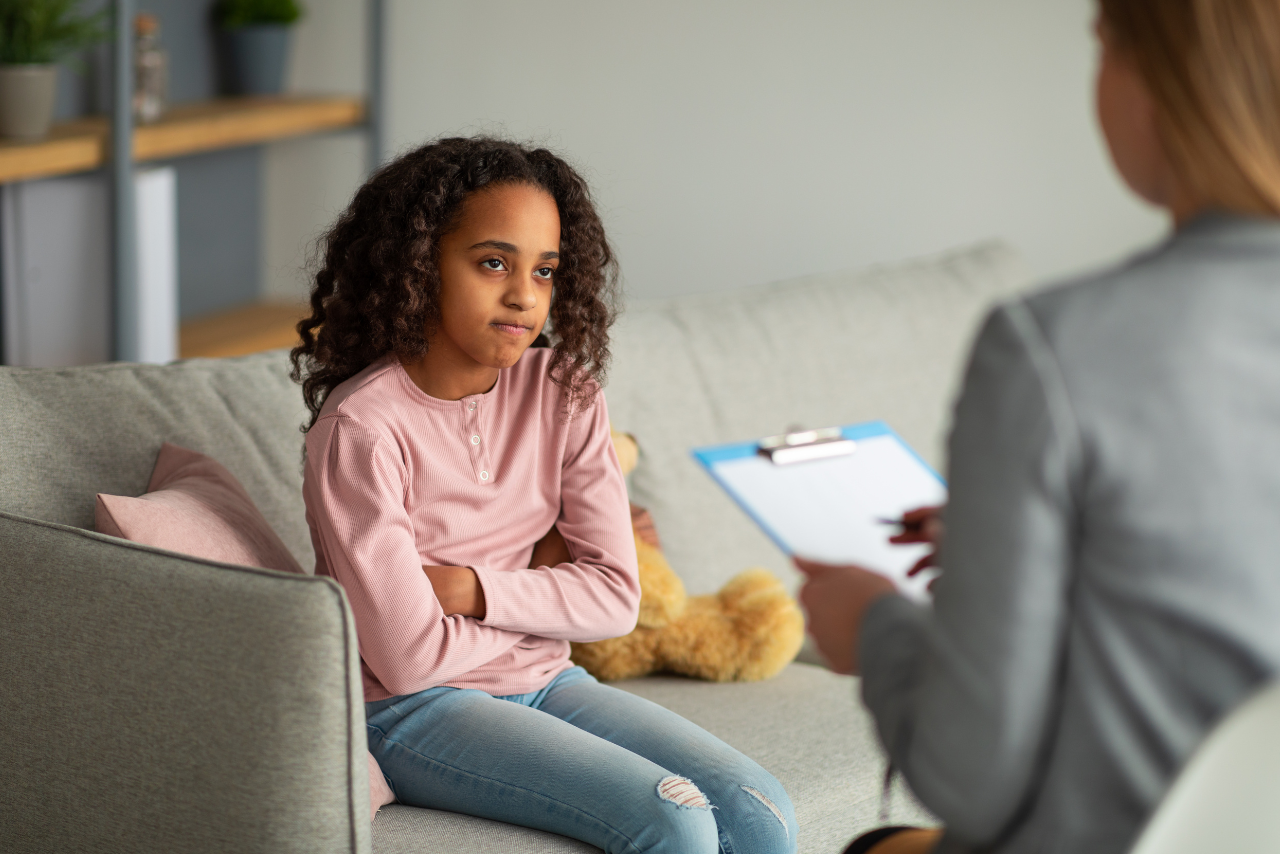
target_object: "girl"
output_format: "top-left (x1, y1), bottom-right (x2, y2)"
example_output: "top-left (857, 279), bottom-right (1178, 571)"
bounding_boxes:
top-left (291, 137), bottom-right (797, 854)
top-left (800, 1), bottom-right (1280, 852)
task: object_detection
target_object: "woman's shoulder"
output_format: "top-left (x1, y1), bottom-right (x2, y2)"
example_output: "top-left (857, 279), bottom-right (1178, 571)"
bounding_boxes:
top-left (979, 212), bottom-right (1280, 400)
top-left (1021, 212), bottom-right (1280, 336)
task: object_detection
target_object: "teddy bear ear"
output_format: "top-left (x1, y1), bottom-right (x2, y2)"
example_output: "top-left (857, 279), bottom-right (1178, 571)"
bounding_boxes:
top-left (610, 428), bottom-right (640, 476)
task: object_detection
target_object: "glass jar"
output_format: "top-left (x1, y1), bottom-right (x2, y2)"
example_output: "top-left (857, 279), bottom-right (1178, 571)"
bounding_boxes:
top-left (133, 13), bottom-right (167, 124)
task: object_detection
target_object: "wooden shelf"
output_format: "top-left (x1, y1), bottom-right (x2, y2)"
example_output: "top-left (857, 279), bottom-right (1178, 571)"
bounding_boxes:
top-left (0, 95), bottom-right (365, 183)
top-left (180, 301), bottom-right (309, 360)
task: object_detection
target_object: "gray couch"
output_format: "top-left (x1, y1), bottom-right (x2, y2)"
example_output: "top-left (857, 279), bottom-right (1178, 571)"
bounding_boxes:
top-left (0, 241), bottom-right (1027, 854)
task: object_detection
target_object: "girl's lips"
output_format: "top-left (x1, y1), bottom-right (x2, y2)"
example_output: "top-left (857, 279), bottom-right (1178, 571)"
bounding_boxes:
top-left (491, 322), bottom-right (531, 337)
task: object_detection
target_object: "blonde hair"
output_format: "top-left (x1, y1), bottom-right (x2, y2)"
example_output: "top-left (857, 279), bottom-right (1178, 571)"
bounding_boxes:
top-left (1099, 0), bottom-right (1280, 216)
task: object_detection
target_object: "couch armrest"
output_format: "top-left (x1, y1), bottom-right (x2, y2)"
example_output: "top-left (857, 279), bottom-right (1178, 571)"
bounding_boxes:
top-left (0, 511), bottom-right (371, 854)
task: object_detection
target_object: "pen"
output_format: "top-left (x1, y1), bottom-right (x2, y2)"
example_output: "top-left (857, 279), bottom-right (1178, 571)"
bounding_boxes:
top-left (877, 515), bottom-right (925, 531)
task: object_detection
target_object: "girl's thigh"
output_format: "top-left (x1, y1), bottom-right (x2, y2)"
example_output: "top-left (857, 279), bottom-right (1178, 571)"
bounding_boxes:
top-left (537, 671), bottom-right (797, 854)
top-left (367, 686), bottom-right (719, 854)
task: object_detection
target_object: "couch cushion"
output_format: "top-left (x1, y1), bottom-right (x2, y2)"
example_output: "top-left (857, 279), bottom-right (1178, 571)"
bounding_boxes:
top-left (95, 442), bottom-right (306, 576)
top-left (603, 241), bottom-right (1029, 595)
top-left (370, 663), bottom-right (935, 853)
top-left (0, 351), bottom-right (314, 571)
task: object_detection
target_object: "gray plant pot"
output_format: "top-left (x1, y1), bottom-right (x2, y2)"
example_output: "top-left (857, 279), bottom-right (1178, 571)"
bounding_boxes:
top-left (0, 64), bottom-right (58, 140)
top-left (218, 25), bottom-right (292, 96)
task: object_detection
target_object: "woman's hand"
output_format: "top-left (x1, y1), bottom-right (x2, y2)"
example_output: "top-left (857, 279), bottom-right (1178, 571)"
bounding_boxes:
top-left (794, 558), bottom-right (896, 675)
top-left (530, 525), bottom-right (572, 568)
top-left (888, 504), bottom-right (945, 580)
top-left (422, 565), bottom-right (487, 619)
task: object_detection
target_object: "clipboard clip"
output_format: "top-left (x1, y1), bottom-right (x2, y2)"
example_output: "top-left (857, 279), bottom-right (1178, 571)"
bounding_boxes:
top-left (757, 426), bottom-right (857, 465)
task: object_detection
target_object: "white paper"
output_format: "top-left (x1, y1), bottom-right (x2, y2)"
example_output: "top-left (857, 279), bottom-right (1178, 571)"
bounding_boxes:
top-left (711, 434), bottom-right (947, 602)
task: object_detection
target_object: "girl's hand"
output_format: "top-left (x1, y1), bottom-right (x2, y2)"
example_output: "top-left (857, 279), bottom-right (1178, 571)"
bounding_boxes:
top-left (530, 525), bottom-right (572, 568)
top-left (422, 565), bottom-right (487, 619)
top-left (888, 504), bottom-right (945, 580)
top-left (794, 557), bottom-right (896, 675)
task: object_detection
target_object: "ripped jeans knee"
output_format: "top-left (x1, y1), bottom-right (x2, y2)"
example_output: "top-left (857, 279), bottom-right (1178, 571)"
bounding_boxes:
top-left (653, 773), bottom-right (795, 854)
top-left (657, 775), bottom-right (712, 810)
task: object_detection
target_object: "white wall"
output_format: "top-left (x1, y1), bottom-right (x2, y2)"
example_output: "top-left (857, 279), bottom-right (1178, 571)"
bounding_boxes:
top-left (264, 0), bottom-right (1168, 304)
top-left (261, 0), bottom-right (368, 302)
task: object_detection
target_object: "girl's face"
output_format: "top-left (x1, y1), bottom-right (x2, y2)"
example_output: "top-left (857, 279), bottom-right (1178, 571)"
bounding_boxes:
top-left (432, 182), bottom-right (561, 377)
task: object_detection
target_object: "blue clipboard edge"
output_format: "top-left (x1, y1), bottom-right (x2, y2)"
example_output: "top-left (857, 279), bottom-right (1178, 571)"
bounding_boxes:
top-left (689, 420), bottom-right (946, 558)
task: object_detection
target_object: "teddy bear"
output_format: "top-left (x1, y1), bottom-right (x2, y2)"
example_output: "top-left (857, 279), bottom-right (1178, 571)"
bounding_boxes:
top-left (569, 432), bottom-right (805, 682)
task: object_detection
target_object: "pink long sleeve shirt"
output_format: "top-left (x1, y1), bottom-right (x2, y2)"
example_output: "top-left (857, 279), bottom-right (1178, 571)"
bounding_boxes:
top-left (302, 348), bottom-right (640, 701)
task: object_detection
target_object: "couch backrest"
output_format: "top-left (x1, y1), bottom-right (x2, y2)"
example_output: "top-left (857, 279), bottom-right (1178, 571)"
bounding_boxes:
top-left (0, 241), bottom-right (1026, 593)
top-left (0, 353), bottom-right (315, 571)
top-left (604, 240), bottom-right (1029, 594)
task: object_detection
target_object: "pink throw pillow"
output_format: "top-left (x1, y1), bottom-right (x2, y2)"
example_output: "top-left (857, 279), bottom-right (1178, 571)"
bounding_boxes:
top-left (96, 443), bottom-right (396, 820)
top-left (95, 443), bottom-right (304, 575)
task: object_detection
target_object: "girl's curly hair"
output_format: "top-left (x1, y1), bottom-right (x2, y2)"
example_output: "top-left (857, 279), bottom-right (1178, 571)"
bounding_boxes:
top-left (290, 136), bottom-right (619, 430)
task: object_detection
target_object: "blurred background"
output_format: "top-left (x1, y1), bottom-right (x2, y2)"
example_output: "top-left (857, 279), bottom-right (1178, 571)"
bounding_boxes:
top-left (0, 0), bottom-right (1166, 368)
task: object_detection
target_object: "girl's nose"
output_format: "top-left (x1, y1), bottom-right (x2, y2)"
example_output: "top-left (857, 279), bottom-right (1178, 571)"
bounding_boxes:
top-left (505, 275), bottom-right (539, 311)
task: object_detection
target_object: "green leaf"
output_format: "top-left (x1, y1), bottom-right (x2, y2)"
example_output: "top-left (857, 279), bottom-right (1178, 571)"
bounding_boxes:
top-left (0, 0), bottom-right (108, 65)
top-left (214, 0), bottom-right (303, 29)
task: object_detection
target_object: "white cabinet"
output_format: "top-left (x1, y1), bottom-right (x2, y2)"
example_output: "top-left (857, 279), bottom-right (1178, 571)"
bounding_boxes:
top-left (1, 167), bottom-right (177, 367)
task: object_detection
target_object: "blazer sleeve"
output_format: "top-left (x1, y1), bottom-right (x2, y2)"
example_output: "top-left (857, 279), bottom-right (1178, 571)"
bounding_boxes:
top-left (305, 415), bottom-right (525, 697)
top-left (859, 300), bottom-right (1083, 845)
top-left (472, 390), bottom-right (641, 642)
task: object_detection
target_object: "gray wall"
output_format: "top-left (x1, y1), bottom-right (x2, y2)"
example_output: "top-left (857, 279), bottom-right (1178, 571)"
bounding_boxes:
top-left (261, 0), bottom-right (367, 303)
top-left (29, 2), bottom-right (1179, 326)
top-left (49, 0), bottom-right (261, 321)
top-left (164, 147), bottom-right (261, 316)
top-left (346, 0), bottom-right (1163, 302)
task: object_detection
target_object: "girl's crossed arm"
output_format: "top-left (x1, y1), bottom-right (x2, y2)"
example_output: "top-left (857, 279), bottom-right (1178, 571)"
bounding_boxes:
top-left (471, 393), bottom-right (641, 643)
top-left (307, 415), bottom-right (526, 697)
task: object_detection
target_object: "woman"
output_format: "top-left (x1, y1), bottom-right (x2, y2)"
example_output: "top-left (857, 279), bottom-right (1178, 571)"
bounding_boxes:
top-left (798, 2), bottom-right (1280, 852)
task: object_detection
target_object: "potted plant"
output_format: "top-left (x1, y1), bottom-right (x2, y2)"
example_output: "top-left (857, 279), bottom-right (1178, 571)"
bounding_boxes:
top-left (0, 0), bottom-right (105, 140)
top-left (214, 0), bottom-right (303, 97)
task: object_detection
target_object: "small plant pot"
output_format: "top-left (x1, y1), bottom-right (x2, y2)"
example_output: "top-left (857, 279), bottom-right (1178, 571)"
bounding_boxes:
top-left (0, 64), bottom-right (59, 140)
top-left (217, 25), bottom-right (292, 96)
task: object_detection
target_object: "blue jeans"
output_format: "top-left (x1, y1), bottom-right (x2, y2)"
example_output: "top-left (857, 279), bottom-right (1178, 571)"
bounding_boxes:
top-left (366, 666), bottom-right (797, 854)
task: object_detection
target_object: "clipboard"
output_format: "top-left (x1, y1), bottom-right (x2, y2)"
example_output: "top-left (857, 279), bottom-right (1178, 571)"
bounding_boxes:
top-left (692, 421), bottom-right (946, 603)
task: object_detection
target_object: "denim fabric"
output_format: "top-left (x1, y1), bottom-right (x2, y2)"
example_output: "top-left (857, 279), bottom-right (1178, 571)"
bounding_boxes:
top-left (366, 667), bottom-right (797, 854)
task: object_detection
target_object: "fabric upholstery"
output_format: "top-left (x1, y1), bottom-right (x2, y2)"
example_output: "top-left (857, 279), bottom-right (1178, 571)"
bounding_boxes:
top-left (0, 353), bottom-right (314, 570)
top-left (90, 442), bottom-right (394, 822)
top-left (0, 511), bottom-right (369, 853)
top-left (604, 241), bottom-right (1028, 596)
top-left (371, 664), bottom-right (934, 853)
top-left (0, 241), bottom-right (1023, 854)
top-left (95, 442), bottom-right (305, 575)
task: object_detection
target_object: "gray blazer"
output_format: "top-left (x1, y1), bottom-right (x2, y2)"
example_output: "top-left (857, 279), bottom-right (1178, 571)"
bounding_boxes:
top-left (861, 212), bottom-right (1280, 854)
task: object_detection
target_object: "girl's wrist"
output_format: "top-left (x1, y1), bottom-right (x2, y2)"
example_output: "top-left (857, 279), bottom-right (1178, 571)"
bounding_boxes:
top-left (423, 565), bottom-right (487, 619)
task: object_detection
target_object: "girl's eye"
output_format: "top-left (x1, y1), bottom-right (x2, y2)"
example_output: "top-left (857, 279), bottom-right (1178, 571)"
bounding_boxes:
top-left (482, 258), bottom-right (506, 271)
top-left (535, 267), bottom-right (555, 280)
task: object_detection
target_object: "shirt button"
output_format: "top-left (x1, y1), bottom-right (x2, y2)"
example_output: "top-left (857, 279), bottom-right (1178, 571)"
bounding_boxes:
top-left (468, 401), bottom-right (477, 411)
top-left (480, 470), bottom-right (490, 481)
top-left (471, 435), bottom-right (480, 445)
